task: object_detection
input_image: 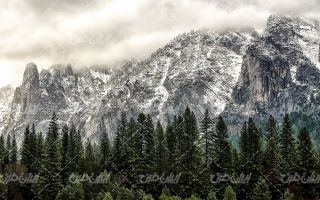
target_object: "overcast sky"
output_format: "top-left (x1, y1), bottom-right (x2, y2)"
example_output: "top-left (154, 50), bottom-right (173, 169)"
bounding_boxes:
top-left (0, 0), bottom-right (319, 87)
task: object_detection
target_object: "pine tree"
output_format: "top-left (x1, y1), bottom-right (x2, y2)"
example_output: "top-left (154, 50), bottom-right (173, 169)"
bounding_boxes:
top-left (112, 112), bottom-right (128, 173)
top-left (131, 113), bottom-right (147, 181)
top-left (0, 176), bottom-right (7, 200)
top-left (247, 117), bottom-right (262, 175)
top-left (177, 107), bottom-right (202, 197)
top-left (21, 125), bottom-right (32, 171)
top-left (145, 114), bottom-right (155, 173)
top-left (223, 185), bottom-right (237, 200)
top-left (212, 116), bottom-right (232, 173)
top-left (97, 192), bottom-right (113, 200)
top-left (84, 140), bottom-right (95, 174)
top-left (297, 127), bottom-right (317, 199)
top-left (266, 115), bottom-right (278, 140)
top-left (238, 119), bottom-right (263, 199)
top-left (155, 120), bottom-right (167, 174)
top-left (231, 147), bottom-right (239, 173)
top-left (239, 122), bottom-right (249, 173)
top-left (252, 177), bottom-right (271, 200)
top-left (100, 124), bottom-right (111, 171)
top-left (29, 124), bottom-right (38, 169)
top-left (165, 121), bottom-right (177, 174)
top-left (61, 124), bottom-right (69, 185)
top-left (10, 134), bottom-right (17, 165)
top-left (280, 189), bottom-right (294, 200)
top-left (207, 190), bottom-right (217, 200)
top-left (264, 115), bottom-right (282, 199)
top-left (201, 109), bottom-right (214, 167)
top-left (0, 136), bottom-right (5, 172)
top-left (4, 134), bottom-right (11, 167)
top-left (41, 112), bottom-right (63, 200)
top-left (56, 180), bottom-right (84, 200)
top-left (297, 127), bottom-right (316, 172)
top-left (75, 129), bottom-right (83, 173)
top-left (34, 132), bottom-right (45, 174)
top-left (280, 114), bottom-right (296, 172)
top-left (66, 124), bottom-right (77, 173)
top-left (264, 136), bottom-right (282, 199)
top-left (143, 194), bottom-right (155, 200)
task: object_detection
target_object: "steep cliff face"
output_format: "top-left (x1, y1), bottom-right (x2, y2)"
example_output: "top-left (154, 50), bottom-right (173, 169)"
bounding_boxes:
top-left (224, 15), bottom-right (320, 129)
top-left (1, 30), bottom-right (253, 141)
top-left (0, 15), bottom-right (319, 142)
top-left (18, 63), bottom-right (40, 112)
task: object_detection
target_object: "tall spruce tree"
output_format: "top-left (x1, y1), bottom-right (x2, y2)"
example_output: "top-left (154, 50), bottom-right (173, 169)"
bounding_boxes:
top-left (34, 132), bottom-right (45, 174)
top-left (239, 122), bottom-right (249, 173)
top-left (297, 127), bottom-right (317, 199)
top-left (21, 125), bottom-right (31, 169)
top-left (252, 177), bottom-right (272, 200)
top-left (238, 119), bottom-right (263, 199)
top-left (145, 114), bottom-right (156, 173)
top-left (264, 115), bottom-right (282, 199)
top-left (100, 124), bottom-right (111, 171)
top-left (155, 120), bottom-right (167, 174)
top-left (201, 109), bottom-right (214, 167)
top-left (10, 134), bottom-right (17, 165)
top-left (212, 116), bottom-right (232, 173)
top-left (165, 121), bottom-right (177, 174)
top-left (177, 107), bottom-right (202, 197)
top-left (223, 185), bottom-right (237, 200)
top-left (0, 135), bottom-right (5, 172)
top-left (41, 112), bottom-right (62, 200)
top-left (132, 113), bottom-right (147, 181)
top-left (84, 140), bottom-right (95, 174)
top-left (280, 189), bottom-right (294, 200)
top-left (247, 118), bottom-right (262, 175)
top-left (112, 112), bottom-right (128, 173)
top-left (280, 114), bottom-right (296, 172)
top-left (61, 124), bottom-right (69, 185)
top-left (297, 127), bottom-right (316, 172)
top-left (5, 134), bottom-right (11, 167)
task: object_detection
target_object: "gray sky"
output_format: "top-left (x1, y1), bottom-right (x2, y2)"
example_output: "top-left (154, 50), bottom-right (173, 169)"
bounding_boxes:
top-left (0, 0), bottom-right (319, 87)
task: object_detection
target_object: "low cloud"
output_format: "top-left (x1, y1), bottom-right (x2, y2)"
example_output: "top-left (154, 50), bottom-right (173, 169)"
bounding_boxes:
top-left (0, 0), bottom-right (319, 86)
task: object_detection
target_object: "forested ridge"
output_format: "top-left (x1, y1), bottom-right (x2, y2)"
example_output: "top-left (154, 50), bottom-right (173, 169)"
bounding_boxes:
top-left (0, 108), bottom-right (319, 200)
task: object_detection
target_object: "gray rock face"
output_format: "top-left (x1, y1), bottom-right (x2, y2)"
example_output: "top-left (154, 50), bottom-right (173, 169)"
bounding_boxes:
top-left (18, 62), bottom-right (40, 112)
top-left (0, 15), bottom-right (319, 143)
top-left (1, 30), bottom-right (253, 141)
top-left (224, 15), bottom-right (320, 130)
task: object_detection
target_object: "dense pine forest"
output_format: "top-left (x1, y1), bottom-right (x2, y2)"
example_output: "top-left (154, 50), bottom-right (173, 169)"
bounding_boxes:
top-left (0, 108), bottom-right (319, 200)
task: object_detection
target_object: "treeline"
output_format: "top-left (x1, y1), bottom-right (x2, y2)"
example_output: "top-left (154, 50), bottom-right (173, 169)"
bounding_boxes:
top-left (0, 108), bottom-right (319, 200)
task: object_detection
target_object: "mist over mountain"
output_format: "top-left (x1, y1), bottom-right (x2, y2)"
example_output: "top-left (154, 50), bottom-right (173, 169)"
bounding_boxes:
top-left (0, 15), bottom-right (319, 144)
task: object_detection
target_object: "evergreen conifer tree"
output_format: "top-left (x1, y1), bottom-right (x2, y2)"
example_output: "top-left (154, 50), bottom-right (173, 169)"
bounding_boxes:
top-left (155, 120), bottom-right (167, 175)
top-left (252, 177), bottom-right (272, 200)
top-left (223, 185), bottom-right (237, 200)
top-left (61, 124), bottom-right (69, 185)
top-left (280, 114), bottom-right (296, 172)
top-left (10, 134), bottom-right (17, 165)
top-left (201, 109), bottom-right (214, 167)
top-left (41, 112), bottom-right (63, 200)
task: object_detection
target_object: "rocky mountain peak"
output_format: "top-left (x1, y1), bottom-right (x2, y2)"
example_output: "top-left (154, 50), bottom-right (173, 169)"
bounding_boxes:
top-left (13, 63), bottom-right (41, 112)
top-left (1, 15), bottom-right (320, 143)
top-left (22, 62), bottom-right (40, 89)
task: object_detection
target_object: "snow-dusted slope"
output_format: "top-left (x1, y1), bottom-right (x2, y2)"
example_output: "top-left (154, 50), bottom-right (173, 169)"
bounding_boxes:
top-left (0, 15), bottom-right (319, 142)
top-left (224, 15), bottom-right (320, 130)
top-left (0, 85), bottom-right (14, 134)
top-left (0, 30), bottom-right (253, 141)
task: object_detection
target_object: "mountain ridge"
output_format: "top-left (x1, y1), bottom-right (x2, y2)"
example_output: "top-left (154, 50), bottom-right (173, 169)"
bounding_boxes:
top-left (0, 15), bottom-right (319, 143)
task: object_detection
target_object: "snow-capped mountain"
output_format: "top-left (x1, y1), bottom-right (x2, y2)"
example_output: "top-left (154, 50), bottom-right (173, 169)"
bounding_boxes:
top-left (223, 15), bottom-right (320, 133)
top-left (0, 15), bottom-right (319, 142)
